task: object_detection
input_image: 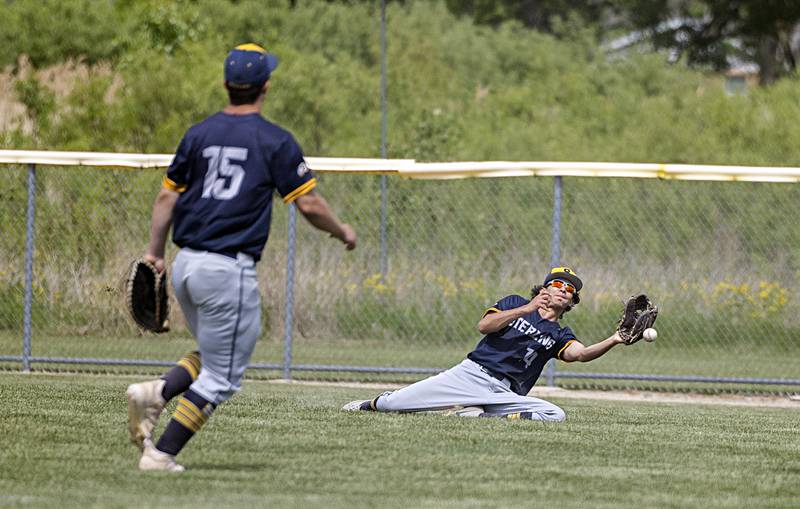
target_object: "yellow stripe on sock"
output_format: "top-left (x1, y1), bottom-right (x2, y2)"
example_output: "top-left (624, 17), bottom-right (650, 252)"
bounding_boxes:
top-left (173, 398), bottom-right (208, 432)
top-left (173, 411), bottom-right (200, 432)
top-left (177, 360), bottom-right (198, 379)
top-left (177, 352), bottom-right (201, 380)
top-left (506, 412), bottom-right (521, 420)
top-left (186, 351), bottom-right (201, 370)
top-left (174, 407), bottom-right (203, 432)
top-left (179, 399), bottom-right (205, 421)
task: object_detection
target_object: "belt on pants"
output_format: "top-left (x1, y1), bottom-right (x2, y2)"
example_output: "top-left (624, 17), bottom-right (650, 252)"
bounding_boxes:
top-left (477, 363), bottom-right (510, 385)
top-left (181, 247), bottom-right (256, 267)
top-left (184, 248), bottom-right (255, 265)
top-left (216, 250), bottom-right (255, 263)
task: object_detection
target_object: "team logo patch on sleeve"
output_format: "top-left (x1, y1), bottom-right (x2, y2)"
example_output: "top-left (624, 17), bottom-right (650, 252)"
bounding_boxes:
top-left (297, 161), bottom-right (309, 177)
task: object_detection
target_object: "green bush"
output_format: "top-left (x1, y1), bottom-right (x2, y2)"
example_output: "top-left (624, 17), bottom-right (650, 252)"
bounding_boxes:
top-left (0, 0), bottom-right (120, 68)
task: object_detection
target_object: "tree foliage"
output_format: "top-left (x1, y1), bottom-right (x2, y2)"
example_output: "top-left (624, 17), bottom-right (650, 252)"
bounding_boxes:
top-left (439, 0), bottom-right (800, 84)
top-left (619, 0), bottom-right (800, 84)
top-left (1, 0), bottom-right (799, 164)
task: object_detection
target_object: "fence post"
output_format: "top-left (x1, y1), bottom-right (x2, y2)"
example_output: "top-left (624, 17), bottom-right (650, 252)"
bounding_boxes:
top-left (545, 176), bottom-right (563, 386)
top-left (379, 0), bottom-right (389, 282)
top-left (22, 164), bottom-right (36, 373)
top-left (283, 203), bottom-right (297, 381)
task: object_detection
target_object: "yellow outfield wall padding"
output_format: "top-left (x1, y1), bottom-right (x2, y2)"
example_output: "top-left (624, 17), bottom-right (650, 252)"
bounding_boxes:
top-left (1, 150), bottom-right (800, 183)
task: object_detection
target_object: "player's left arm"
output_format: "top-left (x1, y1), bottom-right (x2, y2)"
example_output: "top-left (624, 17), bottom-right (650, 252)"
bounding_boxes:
top-left (295, 191), bottom-right (356, 250)
top-left (273, 134), bottom-right (356, 250)
top-left (559, 331), bottom-right (624, 363)
top-left (145, 133), bottom-right (190, 271)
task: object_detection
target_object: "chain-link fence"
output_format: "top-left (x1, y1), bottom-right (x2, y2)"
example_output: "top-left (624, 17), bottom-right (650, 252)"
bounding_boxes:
top-left (1, 162), bottom-right (799, 394)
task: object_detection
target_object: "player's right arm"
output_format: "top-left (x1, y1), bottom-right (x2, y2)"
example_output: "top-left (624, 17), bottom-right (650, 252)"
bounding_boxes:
top-left (477, 290), bottom-right (550, 334)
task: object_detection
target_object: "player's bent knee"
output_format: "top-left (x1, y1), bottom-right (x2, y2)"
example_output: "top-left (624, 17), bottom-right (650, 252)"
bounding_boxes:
top-left (522, 404), bottom-right (566, 422)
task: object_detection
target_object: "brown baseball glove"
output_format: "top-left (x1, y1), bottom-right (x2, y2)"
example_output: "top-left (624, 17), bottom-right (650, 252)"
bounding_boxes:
top-left (125, 259), bottom-right (170, 333)
top-left (616, 294), bottom-right (658, 345)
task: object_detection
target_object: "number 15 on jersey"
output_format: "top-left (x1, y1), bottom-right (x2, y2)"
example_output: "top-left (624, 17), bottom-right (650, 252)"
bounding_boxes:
top-left (202, 145), bottom-right (247, 200)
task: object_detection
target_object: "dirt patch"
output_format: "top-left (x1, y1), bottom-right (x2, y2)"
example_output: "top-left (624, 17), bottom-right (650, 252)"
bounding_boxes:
top-left (0, 56), bottom-right (116, 134)
top-left (0, 66), bottom-right (26, 131)
top-left (529, 386), bottom-right (800, 408)
top-left (268, 379), bottom-right (800, 409)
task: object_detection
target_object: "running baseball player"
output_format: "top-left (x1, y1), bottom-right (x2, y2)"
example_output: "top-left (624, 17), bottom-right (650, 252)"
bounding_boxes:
top-left (343, 267), bottom-right (624, 421)
top-left (126, 43), bottom-right (356, 472)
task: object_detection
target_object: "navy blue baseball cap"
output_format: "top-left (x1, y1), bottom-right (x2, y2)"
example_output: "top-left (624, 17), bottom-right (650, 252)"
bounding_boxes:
top-left (224, 43), bottom-right (279, 89)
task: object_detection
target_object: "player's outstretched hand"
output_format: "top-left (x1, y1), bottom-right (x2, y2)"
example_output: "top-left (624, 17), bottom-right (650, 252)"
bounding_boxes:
top-left (339, 224), bottom-right (357, 250)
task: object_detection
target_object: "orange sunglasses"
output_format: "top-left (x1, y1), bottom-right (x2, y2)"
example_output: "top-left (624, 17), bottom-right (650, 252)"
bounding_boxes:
top-left (547, 279), bottom-right (576, 293)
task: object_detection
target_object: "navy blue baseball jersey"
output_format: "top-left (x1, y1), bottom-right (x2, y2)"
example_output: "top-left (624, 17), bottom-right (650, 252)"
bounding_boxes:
top-left (164, 112), bottom-right (316, 261)
top-left (467, 294), bottom-right (577, 395)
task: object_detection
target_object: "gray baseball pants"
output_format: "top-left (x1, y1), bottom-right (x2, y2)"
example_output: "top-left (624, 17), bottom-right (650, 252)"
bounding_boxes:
top-left (171, 248), bottom-right (261, 405)
top-left (375, 359), bottom-right (566, 421)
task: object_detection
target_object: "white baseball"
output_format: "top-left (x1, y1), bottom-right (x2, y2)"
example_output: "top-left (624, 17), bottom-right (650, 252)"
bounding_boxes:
top-left (643, 328), bottom-right (657, 342)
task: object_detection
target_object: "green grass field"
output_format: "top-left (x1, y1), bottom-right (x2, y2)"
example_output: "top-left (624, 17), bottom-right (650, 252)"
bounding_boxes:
top-left (1, 373), bottom-right (798, 509)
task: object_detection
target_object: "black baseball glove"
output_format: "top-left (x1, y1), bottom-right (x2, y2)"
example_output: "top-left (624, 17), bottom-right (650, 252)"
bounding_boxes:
top-left (616, 294), bottom-right (658, 345)
top-left (126, 259), bottom-right (170, 333)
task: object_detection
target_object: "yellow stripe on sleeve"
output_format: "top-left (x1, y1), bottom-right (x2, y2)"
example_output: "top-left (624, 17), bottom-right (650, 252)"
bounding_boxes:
top-left (283, 178), bottom-right (317, 204)
top-left (162, 175), bottom-right (187, 193)
top-left (482, 307), bottom-right (501, 318)
top-left (557, 339), bottom-right (577, 361)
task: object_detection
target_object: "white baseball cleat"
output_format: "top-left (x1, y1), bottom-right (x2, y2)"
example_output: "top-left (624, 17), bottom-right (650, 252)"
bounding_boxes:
top-left (126, 379), bottom-right (166, 450)
top-left (341, 400), bottom-right (370, 411)
top-left (138, 439), bottom-right (185, 472)
top-left (422, 406), bottom-right (484, 417)
top-left (444, 406), bottom-right (484, 418)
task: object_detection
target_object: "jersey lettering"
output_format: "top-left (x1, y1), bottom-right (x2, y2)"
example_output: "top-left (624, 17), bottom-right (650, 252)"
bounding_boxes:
top-left (201, 146), bottom-right (247, 200)
top-left (523, 347), bottom-right (538, 368)
top-left (508, 317), bottom-right (556, 349)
